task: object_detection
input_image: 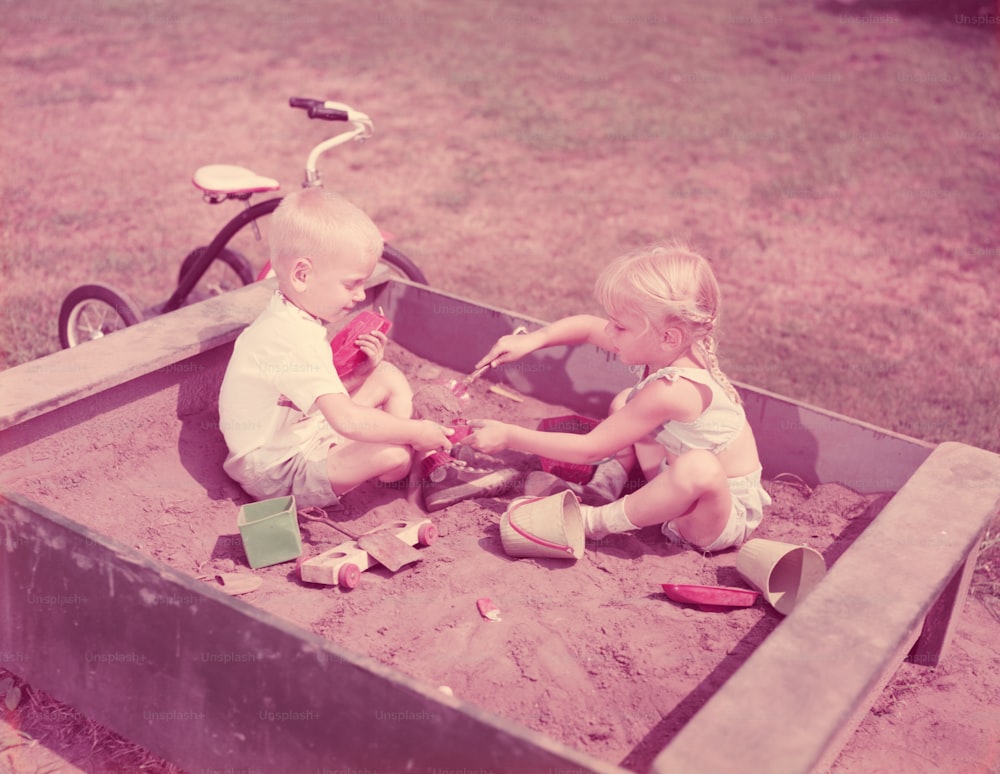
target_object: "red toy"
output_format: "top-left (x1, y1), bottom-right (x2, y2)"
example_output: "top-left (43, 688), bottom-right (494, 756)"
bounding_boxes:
top-left (447, 419), bottom-right (474, 443)
top-left (330, 311), bottom-right (392, 376)
top-left (661, 583), bottom-right (760, 611)
top-left (536, 414), bottom-right (600, 484)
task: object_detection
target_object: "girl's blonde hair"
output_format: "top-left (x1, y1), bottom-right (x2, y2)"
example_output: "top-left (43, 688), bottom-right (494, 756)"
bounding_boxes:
top-left (595, 244), bottom-right (741, 405)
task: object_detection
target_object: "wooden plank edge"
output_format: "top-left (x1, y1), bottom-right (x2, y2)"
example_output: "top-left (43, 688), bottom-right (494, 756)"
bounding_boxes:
top-left (651, 441), bottom-right (1000, 774)
top-left (0, 490), bottom-right (623, 774)
top-left (0, 273), bottom-right (402, 432)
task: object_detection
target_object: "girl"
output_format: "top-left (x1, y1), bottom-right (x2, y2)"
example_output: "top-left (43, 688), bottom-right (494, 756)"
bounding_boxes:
top-left (467, 245), bottom-right (770, 552)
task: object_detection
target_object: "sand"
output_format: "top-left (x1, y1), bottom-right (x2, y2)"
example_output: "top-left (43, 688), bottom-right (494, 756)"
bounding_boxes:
top-left (3, 341), bottom-right (907, 771)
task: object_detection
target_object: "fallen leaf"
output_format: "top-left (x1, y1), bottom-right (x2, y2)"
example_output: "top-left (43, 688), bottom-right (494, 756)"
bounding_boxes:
top-left (476, 597), bottom-right (502, 622)
top-left (210, 573), bottom-right (263, 596)
top-left (4, 685), bottom-right (22, 711)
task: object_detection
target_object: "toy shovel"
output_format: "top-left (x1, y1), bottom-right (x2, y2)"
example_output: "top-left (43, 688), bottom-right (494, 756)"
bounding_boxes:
top-left (446, 325), bottom-right (528, 400)
top-left (299, 507), bottom-right (422, 572)
top-left (353, 525), bottom-right (423, 572)
top-left (446, 363), bottom-right (490, 400)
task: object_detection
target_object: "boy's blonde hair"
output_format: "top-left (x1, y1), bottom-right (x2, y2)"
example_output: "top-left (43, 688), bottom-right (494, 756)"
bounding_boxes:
top-left (595, 244), bottom-right (741, 404)
top-left (270, 188), bottom-right (383, 274)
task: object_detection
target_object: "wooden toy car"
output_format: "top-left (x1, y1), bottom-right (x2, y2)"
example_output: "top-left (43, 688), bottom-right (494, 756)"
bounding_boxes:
top-left (297, 518), bottom-right (437, 589)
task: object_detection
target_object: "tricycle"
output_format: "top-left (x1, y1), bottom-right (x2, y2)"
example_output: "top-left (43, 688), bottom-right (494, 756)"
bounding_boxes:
top-left (57, 98), bottom-right (427, 348)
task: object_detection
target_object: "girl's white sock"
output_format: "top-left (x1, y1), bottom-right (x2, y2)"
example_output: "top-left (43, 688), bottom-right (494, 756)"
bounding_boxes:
top-left (581, 495), bottom-right (637, 540)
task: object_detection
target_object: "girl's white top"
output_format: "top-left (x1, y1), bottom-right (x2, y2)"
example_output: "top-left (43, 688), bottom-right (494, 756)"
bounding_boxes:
top-left (628, 366), bottom-right (745, 456)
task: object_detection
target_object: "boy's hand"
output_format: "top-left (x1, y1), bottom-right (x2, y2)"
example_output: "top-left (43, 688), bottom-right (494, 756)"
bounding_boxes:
top-left (475, 330), bottom-right (535, 370)
top-left (465, 419), bottom-right (508, 454)
top-left (354, 329), bottom-right (388, 372)
top-left (411, 419), bottom-right (453, 453)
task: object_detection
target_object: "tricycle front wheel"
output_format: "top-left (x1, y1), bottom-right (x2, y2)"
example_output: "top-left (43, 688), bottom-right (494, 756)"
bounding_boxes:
top-left (58, 283), bottom-right (143, 348)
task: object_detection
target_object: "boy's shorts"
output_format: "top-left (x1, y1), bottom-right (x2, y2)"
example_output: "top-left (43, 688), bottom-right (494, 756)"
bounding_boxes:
top-left (225, 437), bottom-right (341, 510)
top-left (662, 468), bottom-right (771, 553)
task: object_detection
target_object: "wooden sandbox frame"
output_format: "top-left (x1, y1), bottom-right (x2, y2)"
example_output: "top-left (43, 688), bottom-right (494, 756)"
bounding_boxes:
top-left (2, 276), bottom-right (998, 773)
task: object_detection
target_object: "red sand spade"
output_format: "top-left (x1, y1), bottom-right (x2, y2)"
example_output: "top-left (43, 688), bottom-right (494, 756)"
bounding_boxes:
top-left (444, 362), bottom-right (490, 401)
top-left (661, 584), bottom-right (760, 612)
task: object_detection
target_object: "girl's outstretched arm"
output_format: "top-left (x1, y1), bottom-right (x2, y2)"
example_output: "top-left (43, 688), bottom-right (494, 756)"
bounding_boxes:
top-left (469, 413), bottom-right (644, 462)
top-left (475, 315), bottom-right (612, 370)
top-left (468, 377), bottom-right (696, 461)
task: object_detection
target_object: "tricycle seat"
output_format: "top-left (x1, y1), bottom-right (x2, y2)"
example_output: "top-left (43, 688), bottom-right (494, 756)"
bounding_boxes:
top-left (192, 164), bottom-right (280, 196)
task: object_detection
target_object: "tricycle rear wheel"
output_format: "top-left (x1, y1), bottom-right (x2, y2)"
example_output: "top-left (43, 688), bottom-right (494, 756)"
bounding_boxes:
top-left (253, 243), bottom-right (429, 285)
top-left (177, 246), bottom-right (254, 304)
top-left (380, 243), bottom-right (428, 284)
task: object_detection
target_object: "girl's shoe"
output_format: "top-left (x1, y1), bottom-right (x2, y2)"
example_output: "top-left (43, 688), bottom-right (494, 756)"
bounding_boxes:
top-left (524, 458), bottom-right (628, 506)
top-left (421, 452), bottom-right (521, 512)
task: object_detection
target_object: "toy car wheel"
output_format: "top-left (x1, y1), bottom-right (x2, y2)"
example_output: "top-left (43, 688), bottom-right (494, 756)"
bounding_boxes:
top-left (338, 563), bottom-right (361, 590)
top-left (417, 522), bottom-right (438, 547)
top-left (177, 246), bottom-right (254, 304)
top-left (58, 283), bottom-right (143, 349)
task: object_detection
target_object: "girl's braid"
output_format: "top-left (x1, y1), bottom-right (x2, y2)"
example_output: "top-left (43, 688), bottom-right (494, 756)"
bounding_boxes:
top-left (689, 318), bottom-right (742, 406)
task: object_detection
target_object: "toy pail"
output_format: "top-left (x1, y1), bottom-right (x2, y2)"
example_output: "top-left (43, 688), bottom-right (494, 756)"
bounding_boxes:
top-left (736, 538), bottom-right (826, 615)
top-left (499, 491), bottom-right (585, 560)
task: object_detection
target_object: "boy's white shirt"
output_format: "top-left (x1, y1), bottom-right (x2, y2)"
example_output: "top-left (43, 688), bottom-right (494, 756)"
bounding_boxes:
top-left (218, 291), bottom-right (347, 473)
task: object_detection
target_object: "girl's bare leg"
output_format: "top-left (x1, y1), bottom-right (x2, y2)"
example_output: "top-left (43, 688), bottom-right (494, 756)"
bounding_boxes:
top-left (623, 449), bottom-right (731, 546)
top-left (605, 389), bottom-right (731, 546)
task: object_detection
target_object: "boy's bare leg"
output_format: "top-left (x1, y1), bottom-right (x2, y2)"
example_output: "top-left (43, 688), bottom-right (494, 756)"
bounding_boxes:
top-left (347, 362), bottom-right (413, 418)
top-left (348, 362), bottom-right (429, 503)
top-left (330, 363), bottom-right (433, 497)
top-left (327, 439), bottom-right (412, 496)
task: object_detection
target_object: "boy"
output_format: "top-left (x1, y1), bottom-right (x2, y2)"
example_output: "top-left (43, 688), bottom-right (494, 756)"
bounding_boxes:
top-left (219, 189), bottom-right (517, 511)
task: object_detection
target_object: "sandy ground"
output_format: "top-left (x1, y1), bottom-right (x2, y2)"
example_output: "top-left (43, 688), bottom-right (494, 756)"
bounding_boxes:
top-left (2, 340), bottom-right (998, 772)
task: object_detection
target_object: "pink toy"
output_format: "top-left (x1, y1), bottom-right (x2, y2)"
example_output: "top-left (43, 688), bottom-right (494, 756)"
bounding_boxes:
top-left (331, 311), bottom-right (392, 375)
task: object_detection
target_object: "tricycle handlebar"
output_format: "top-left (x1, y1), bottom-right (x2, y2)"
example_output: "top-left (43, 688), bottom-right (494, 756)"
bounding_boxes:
top-left (289, 96), bottom-right (321, 110)
top-left (290, 98), bottom-right (374, 187)
top-left (308, 105), bottom-right (349, 121)
top-left (290, 97), bottom-right (350, 122)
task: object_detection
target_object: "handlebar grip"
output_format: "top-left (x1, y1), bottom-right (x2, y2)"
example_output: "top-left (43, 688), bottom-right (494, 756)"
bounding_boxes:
top-left (308, 105), bottom-right (349, 121)
top-left (289, 96), bottom-right (321, 110)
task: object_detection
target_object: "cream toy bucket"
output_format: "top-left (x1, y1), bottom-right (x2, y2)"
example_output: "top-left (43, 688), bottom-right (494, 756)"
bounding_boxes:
top-left (499, 491), bottom-right (585, 560)
top-left (736, 538), bottom-right (826, 615)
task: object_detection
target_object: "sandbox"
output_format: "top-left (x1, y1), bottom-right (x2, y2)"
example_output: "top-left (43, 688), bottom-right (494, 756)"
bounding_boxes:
top-left (2, 277), bottom-right (997, 773)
